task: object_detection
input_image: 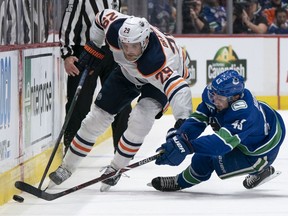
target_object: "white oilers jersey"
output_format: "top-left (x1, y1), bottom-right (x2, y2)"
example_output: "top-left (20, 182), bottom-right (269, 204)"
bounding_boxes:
top-left (90, 9), bottom-right (192, 119)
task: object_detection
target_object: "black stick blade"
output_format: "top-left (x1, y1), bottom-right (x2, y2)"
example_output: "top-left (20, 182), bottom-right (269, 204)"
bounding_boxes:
top-left (14, 153), bottom-right (161, 201)
top-left (15, 181), bottom-right (57, 201)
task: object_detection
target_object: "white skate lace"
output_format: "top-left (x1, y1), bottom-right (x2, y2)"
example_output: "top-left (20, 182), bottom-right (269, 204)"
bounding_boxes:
top-left (245, 175), bottom-right (260, 187)
top-left (160, 177), bottom-right (178, 189)
top-left (56, 166), bottom-right (71, 180)
top-left (245, 167), bottom-right (273, 187)
top-left (100, 166), bottom-right (129, 178)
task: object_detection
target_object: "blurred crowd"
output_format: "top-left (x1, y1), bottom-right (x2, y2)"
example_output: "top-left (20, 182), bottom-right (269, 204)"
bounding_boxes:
top-left (151, 0), bottom-right (288, 34)
top-left (1, 0), bottom-right (288, 45)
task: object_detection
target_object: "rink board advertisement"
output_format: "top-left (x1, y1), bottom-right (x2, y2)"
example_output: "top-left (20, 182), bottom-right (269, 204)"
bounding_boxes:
top-left (0, 51), bottom-right (19, 173)
top-left (176, 37), bottom-right (279, 98)
top-left (23, 48), bottom-right (54, 160)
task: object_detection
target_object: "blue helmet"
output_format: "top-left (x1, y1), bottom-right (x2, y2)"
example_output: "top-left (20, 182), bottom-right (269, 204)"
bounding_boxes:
top-left (209, 70), bottom-right (245, 98)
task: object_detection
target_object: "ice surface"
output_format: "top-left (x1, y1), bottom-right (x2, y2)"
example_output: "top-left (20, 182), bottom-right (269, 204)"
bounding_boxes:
top-left (1, 111), bottom-right (287, 216)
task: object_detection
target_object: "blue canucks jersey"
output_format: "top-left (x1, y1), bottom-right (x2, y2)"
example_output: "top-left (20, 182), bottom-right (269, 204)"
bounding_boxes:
top-left (179, 87), bottom-right (285, 157)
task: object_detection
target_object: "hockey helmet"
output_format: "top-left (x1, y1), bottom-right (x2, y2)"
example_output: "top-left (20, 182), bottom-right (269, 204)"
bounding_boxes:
top-left (208, 70), bottom-right (245, 103)
top-left (119, 16), bottom-right (151, 53)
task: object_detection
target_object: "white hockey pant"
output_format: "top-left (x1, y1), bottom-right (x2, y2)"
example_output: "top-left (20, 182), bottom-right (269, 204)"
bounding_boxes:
top-left (111, 98), bottom-right (162, 169)
top-left (62, 105), bottom-right (114, 172)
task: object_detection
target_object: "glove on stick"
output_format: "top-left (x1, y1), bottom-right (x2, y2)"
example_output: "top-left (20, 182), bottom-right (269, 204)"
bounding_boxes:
top-left (76, 41), bottom-right (105, 71)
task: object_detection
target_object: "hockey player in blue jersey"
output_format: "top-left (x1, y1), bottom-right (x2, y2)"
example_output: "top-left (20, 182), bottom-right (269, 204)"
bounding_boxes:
top-left (151, 70), bottom-right (286, 191)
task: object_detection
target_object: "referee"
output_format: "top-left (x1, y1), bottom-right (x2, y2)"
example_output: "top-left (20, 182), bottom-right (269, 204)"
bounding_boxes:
top-left (59, 0), bottom-right (131, 153)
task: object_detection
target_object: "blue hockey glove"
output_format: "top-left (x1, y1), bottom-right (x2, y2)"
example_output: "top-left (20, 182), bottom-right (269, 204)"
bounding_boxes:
top-left (155, 134), bottom-right (194, 166)
top-left (76, 41), bottom-right (105, 72)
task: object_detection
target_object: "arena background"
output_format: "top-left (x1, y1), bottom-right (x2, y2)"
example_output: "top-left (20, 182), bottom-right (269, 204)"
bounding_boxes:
top-left (0, 0), bottom-right (287, 205)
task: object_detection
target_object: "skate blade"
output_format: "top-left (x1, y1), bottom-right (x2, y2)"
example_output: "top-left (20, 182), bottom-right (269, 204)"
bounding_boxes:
top-left (256, 170), bottom-right (282, 188)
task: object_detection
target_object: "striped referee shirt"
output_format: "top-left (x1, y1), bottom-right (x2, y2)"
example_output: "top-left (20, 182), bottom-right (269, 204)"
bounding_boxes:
top-left (60, 0), bottom-right (120, 59)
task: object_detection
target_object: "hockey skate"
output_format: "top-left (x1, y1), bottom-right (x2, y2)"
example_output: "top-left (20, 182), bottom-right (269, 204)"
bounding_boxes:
top-left (243, 166), bottom-right (279, 189)
top-left (150, 176), bottom-right (182, 192)
top-left (100, 165), bottom-right (121, 192)
top-left (49, 165), bottom-right (72, 185)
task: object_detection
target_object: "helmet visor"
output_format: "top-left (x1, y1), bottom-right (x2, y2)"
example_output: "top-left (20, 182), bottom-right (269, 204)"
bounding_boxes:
top-left (208, 89), bottom-right (228, 105)
top-left (208, 84), bottom-right (228, 105)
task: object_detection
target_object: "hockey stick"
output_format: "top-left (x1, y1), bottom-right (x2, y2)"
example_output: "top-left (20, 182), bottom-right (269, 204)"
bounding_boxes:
top-left (38, 68), bottom-right (89, 189)
top-left (15, 153), bottom-right (161, 201)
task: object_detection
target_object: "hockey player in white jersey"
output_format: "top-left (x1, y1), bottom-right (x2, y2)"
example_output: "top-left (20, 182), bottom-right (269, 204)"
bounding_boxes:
top-left (49, 9), bottom-right (192, 191)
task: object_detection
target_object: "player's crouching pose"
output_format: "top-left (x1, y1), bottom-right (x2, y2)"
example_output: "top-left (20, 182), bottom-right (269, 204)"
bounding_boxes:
top-left (151, 70), bottom-right (286, 191)
top-left (49, 9), bottom-right (192, 191)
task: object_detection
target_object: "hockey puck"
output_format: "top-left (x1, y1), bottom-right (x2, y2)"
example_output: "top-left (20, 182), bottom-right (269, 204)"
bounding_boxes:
top-left (13, 195), bottom-right (24, 203)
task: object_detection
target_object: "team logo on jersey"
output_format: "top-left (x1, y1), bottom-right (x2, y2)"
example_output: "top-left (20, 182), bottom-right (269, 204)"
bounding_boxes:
top-left (231, 100), bottom-right (248, 111)
top-left (206, 45), bottom-right (247, 84)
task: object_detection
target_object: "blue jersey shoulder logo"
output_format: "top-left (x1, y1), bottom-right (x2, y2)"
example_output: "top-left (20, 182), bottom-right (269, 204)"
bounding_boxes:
top-left (231, 100), bottom-right (248, 111)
